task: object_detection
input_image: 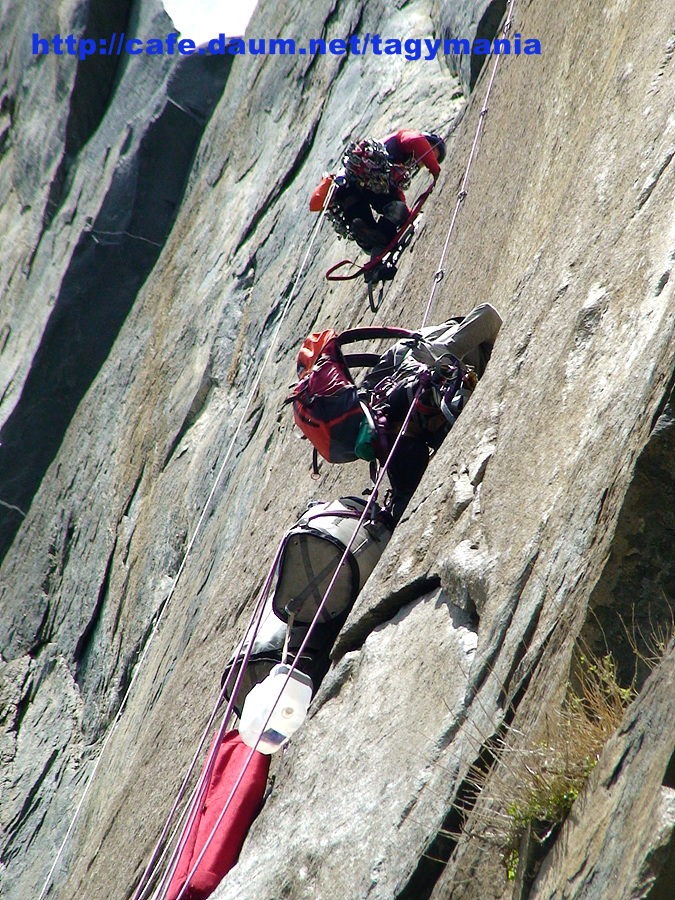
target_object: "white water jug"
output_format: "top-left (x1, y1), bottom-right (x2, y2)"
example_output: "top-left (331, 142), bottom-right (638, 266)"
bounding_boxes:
top-left (238, 664), bottom-right (313, 754)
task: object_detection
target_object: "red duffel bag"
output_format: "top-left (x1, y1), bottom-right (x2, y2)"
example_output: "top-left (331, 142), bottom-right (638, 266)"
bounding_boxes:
top-left (166, 730), bottom-right (270, 900)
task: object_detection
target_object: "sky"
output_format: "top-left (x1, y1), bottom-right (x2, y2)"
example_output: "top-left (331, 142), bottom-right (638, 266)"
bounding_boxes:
top-left (161, 0), bottom-right (258, 43)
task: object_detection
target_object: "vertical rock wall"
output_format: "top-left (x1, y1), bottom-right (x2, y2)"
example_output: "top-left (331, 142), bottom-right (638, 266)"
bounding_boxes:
top-left (0, 0), bottom-right (674, 899)
top-left (0, 0), bottom-right (231, 560)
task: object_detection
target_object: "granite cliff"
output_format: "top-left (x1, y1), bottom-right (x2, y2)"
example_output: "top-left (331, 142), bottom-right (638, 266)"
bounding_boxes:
top-left (1, 0), bottom-right (674, 899)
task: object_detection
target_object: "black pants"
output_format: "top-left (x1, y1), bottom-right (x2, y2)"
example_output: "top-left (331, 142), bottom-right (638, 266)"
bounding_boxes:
top-left (334, 184), bottom-right (400, 252)
top-left (386, 435), bottom-right (430, 524)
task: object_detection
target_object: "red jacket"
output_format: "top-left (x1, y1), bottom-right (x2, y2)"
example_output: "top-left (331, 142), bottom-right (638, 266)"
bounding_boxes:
top-left (382, 130), bottom-right (441, 181)
top-left (309, 130), bottom-right (440, 211)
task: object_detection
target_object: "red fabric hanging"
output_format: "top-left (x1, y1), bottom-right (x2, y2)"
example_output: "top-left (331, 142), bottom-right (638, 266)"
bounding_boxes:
top-left (166, 730), bottom-right (270, 900)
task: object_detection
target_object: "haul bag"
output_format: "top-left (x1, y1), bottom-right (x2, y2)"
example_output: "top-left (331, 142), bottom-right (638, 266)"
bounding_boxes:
top-left (272, 497), bottom-right (392, 624)
top-left (166, 730), bottom-right (270, 900)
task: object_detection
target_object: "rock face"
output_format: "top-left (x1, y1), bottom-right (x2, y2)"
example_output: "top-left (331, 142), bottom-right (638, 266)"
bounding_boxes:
top-left (435, 0), bottom-right (509, 92)
top-left (0, 1), bottom-right (674, 900)
top-left (0, 0), bottom-right (231, 561)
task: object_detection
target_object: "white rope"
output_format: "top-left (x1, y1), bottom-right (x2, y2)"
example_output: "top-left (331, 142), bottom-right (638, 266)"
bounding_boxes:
top-left (172, 382), bottom-right (425, 900)
top-left (38, 184), bottom-right (335, 900)
top-left (281, 613), bottom-right (295, 665)
top-left (422, 0), bottom-right (518, 327)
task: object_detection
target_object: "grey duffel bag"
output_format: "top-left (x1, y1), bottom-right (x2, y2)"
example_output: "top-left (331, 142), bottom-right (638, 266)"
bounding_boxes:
top-left (271, 497), bottom-right (392, 625)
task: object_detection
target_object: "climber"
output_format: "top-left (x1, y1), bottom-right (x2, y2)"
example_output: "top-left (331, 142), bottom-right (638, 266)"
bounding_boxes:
top-left (290, 303), bottom-right (502, 524)
top-left (310, 130), bottom-right (446, 259)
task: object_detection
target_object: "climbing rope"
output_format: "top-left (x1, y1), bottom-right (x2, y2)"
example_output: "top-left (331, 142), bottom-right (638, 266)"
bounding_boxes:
top-left (132, 536), bottom-right (288, 900)
top-left (37, 182), bottom-right (336, 900)
top-left (422, 0), bottom-right (518, 327)
top-left (168, 383), bottom-right (424, 900)
top-left (152, 28), bottom-right (522, 874)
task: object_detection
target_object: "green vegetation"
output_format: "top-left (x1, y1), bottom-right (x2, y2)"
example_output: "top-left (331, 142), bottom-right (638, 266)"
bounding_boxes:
top-left (497, 650), bottom-right (635, 881)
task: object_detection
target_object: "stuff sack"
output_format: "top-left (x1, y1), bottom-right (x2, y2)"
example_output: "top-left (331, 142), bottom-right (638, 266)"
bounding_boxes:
top-left (272, 497), bottom-right (392, 625)
top-left (165, 730), bottom-right (270, 900)
top-left (289, 329), bottom-right (365, 464)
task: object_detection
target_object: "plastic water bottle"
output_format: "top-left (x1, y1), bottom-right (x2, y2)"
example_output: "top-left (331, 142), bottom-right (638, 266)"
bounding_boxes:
top-left (238, 664), bottom-right (313, 754)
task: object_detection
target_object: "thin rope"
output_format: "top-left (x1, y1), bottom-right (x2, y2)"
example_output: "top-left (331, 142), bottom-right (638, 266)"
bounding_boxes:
top-left (0, 498), bottom-right (26, 517)
top-left (140, 697), bottom-right (229, 900)
top-left (135, 54), bottom-right (518, 890)
top-left (132, 535), bottom-right (287, 900)
top-left (422, 0), bottom-right (517, 327)
top-left (37, 183), bottom-right (336, 900)
top-left (171, 383), bottom-right (424, 900)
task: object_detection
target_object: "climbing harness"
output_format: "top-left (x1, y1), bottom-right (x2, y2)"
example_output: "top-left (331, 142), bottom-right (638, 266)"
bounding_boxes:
top-left (422, 0), bottom-right (517, 327)
top-left (38, 181), bottom-right (337, 900)
top-left (324, 196), bottom-right (354, 240)
top-left (322, 131), bottom-right (450, 310)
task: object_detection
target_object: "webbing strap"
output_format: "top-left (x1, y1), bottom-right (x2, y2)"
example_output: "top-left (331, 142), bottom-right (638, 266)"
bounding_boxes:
top-left (337, 326), bottom-right (416, 345)
top-left (342, 352), bottom-right (382, 369)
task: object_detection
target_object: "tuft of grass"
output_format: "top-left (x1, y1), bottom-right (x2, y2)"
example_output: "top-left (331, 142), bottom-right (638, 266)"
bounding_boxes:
top-left (497, 650), bottom-right (635, 879)
top-left (444, 648), bottom-right (636, 885)
top-left (419, 618), bottom-right (673, 894)
top-left (620, 600), bottom-right (674, 680)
